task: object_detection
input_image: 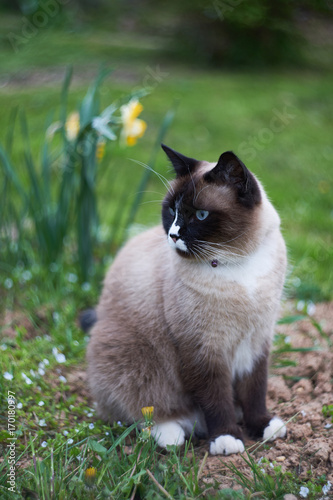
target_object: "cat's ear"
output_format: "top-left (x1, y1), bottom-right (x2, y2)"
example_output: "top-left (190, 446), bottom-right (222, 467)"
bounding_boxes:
top-left (204, 151), bottom-right (261, 207)
top-left (161, 144), bottom-right (199, 177)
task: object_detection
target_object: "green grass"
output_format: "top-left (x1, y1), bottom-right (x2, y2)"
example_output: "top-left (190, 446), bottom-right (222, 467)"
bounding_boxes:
top-left (1, 67), bottom-right (332, 298)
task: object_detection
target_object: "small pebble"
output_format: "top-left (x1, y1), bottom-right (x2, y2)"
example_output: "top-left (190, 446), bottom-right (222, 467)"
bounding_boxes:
top-left (276, 456), bottom-right (286, 462)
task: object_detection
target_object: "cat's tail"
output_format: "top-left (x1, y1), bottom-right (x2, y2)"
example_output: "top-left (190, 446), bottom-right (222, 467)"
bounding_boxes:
top-left (79, 308), bottom-right (97, 333)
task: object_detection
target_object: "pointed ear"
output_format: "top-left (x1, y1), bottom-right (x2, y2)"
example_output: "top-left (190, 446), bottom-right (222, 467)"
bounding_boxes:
top-left (204, 151), bottom-right (261, 208)
top-left (161, 144), bottom-right (199, 177)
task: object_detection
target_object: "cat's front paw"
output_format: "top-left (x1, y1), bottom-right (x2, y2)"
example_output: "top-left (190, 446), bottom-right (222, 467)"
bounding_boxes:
top-left (151, 421), bottom-right (185, 448)
top-left (263, 417), bottom-right (287, 441)
top-left (210, 435), bottom-right (245, 456)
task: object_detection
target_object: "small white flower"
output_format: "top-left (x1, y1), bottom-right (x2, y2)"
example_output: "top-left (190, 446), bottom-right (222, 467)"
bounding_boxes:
top-left (57, 353), bottom-right (66, 363)
top-left (43, 359), bottom-right (49, 366)
top-left (59, 376), bottom-right (67, 383)
top-left (38, 367), bottom-right (45, 376)
top-left (50, 263), bottom-right (58, 272)
top-left (53, 312), bottom-right (60, 322)
top-left (22, 270), bottom-right (32, 281)
top-left (306, 302), bottom-right (316, 316)
top-left (52, 347), bottom-right (66, 364)
top-left (87, 412), bottom-right (93, 417)
top-left (41, 441), bottom-right (47, 448)
top-left (117, 421), bottom-right (122, 426)
top-left (284, 336), bottom-right (291, 344)
top-left (73, 340), bottom-right (79, 346)
top-left (17, 402), bottom-right (23, 409)
top-left (4, 372), bottom-right (13, 381)
top-left (300, 410), bottom-right (307, 417)
top-left (257, 457), bottom-right (264, 464)
top-left (4, 278), bottom-right (13, 289)
top-left (260, 468), bottom-right (265, 474)
top-left (22, 373), bottom-right (33, 385)
top-left (67, 438), bottom-right (74, 444)
top-left (39, 419), bottom-right (47, 427)
top-left (38, 401), bottom-right (45, 406)
top-left (1, 344), bottom-right (7, 351)
top-left (105, 432), bottom-right (109, 436)
top-left (89, 423), bottom-right (94, 430)
top-left (322, 481), bottom-right (332, 495)
top-left (297, 300), bottom-right (305, 311)
top-left (63, 430), bottom-right (69, 436)
top-left (82, 282), bottom-right (91, 292)
top-left (44, 334), bottom-right (52, 342)
top-left (30, 369), bottom-right (36, 378)
top-left (324, 423), bottom-right (332, 429)
top-left (67, 272), bottom-right (78, 283)
top-left (69, 405), bottom-right (74, 410)
top-left (269, 462), bottom-right (274, 468)
top-left (75, 428), bottom-right (79, 433)
top-left (299, 486), bottom-right (310, 498)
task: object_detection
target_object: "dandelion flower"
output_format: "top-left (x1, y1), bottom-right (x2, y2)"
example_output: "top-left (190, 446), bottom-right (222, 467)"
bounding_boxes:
top-left (84, 467), bottom-right (97, 489)
top-left (65, 111), bottom-right (80, 141)
top-left (120, 99), bottom-right (147, 146)
top-left (141, 406), bottom-right (154, 420)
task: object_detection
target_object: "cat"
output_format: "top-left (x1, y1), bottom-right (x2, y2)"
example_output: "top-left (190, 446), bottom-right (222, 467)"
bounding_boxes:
top-left (85, 144), bottom-right (287, 456)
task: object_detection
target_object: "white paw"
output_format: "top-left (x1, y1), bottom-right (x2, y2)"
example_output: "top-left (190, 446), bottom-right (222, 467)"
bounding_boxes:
top-left (151, 421), bottom-right (185, 448)
top-left (210, 434), bottom-right (245, 456)
top-left (263, 417), bottom-right (287, 441)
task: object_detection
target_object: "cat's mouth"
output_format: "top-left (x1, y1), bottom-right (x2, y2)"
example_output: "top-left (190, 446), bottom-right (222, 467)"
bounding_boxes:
top-left (175, 248), bottom-right (192, 258)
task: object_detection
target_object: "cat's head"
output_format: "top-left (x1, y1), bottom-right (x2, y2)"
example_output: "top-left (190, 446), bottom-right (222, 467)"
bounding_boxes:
top-left (161, 144), bottom-right (263, 265)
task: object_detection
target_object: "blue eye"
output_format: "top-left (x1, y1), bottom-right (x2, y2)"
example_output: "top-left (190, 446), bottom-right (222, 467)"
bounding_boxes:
top-left (196, 209), bottom-right (209, 221)
top-left (169, 207), bottom-right (175, 216)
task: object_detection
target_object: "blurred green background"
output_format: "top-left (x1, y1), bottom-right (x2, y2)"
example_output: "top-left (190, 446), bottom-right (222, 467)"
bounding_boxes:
top-left (1, 0), bottom-right (332, 301)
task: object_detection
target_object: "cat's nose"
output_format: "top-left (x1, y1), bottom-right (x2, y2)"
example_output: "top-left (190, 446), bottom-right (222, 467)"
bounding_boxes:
top-left (170, 234), bottom-right (179, 243)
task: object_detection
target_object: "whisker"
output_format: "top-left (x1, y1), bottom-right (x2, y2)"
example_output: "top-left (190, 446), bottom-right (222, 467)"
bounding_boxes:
top-left (129, 159), bottom-right (175, 195)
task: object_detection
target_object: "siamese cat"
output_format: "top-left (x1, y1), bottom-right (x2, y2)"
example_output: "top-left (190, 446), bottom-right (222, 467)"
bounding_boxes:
top-left (85, 145), bottom-right (287, 455)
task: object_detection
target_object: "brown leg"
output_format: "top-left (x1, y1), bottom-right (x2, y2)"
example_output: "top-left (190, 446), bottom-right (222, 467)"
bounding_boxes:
top-left (234, 352), bottom-right (272, 439)
top-left (182, 363), bottom-right (243, 442)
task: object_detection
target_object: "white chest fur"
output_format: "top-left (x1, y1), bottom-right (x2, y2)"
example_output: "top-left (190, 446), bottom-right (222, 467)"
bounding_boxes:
top-left (166, 229), bottom-right (285, 379)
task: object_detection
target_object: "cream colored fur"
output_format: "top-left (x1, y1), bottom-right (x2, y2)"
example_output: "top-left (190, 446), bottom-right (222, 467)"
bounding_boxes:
top-left (87, 165), bottom-right (287, 453)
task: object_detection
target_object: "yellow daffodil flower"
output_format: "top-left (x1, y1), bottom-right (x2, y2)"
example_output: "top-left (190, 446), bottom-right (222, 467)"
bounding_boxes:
top-left (65, 111), bottom-right (80, 141)
top-left (120, 100), bottom-right (147, 146)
